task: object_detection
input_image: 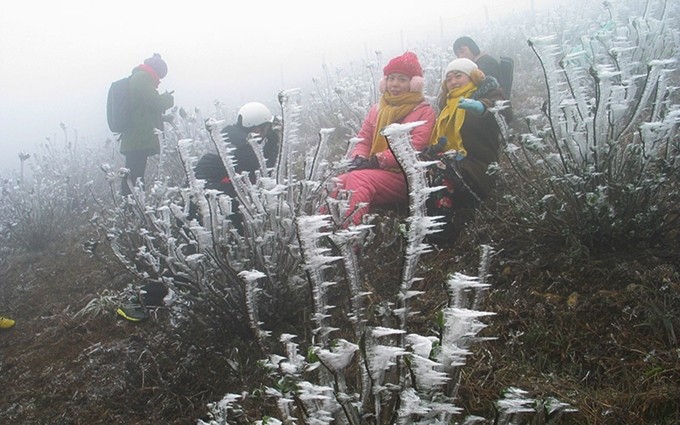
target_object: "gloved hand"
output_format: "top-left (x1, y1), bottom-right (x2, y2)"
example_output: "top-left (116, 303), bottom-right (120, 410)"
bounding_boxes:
top-left (365, 155), bottom-right (380, 169)
top-left (349, 156), bottom-right (368, 169)
top-left (161, 91), bottom-right (174, 102)
top-left (421, 137), bottom-right (448, 160)
top-left (349, 155), bottom-right (379, 170)
top-left (458, 98), bottom-right (485, 115)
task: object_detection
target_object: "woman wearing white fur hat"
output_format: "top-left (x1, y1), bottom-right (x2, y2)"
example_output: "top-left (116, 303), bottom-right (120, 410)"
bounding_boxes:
top-left (425, 57), bottom-right (512, 243)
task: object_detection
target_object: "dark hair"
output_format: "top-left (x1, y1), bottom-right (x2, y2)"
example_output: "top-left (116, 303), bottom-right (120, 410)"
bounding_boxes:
top-left (453, 36), bottom-right (481, 56)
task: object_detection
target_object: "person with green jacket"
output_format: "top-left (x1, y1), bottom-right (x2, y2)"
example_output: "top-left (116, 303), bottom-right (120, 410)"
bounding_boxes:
top-left (120, 53), bottom-right (174, 196)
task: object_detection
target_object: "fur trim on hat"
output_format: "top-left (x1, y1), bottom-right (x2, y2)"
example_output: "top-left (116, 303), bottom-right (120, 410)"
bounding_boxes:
top-left (468, 69), bottom-right (486, 85)
top-left (379, 75), bottom-right (425, 93)
top-left (409, 76), bottom-right (425, 92)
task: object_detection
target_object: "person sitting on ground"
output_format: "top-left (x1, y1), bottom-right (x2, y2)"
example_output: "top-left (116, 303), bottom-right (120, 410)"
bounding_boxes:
top-left (0, 315), bottom-right (15, 329)
top-left (328, 51), bottom-right (436, 227)
top-left (191, 102), bottom-right (280, 231)
top-left (424, 58), bottom-right (512, 244)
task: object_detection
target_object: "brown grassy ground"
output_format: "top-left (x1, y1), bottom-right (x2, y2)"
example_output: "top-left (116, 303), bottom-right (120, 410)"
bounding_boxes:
top-left (1, 218), bottom-right (679, 424)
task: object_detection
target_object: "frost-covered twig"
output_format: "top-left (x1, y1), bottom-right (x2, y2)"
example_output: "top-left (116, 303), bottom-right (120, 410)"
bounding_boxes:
top-left (383, 121), bottom-right (444, 328)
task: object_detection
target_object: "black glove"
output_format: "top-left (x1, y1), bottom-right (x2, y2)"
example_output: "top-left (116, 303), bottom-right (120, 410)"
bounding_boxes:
top-left (349, 156), bottom-right (368, 169)
top-left (421, 137), bottom-right (448, 161)
top-left (366, 155), bottom-right (380, 169)
top-left (350, 155), bottom-right (379, 170)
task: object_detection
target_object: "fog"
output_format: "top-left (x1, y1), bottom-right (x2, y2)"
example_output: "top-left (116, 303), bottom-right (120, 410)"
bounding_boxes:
top-left (0, 0), bottom-right (563, 172)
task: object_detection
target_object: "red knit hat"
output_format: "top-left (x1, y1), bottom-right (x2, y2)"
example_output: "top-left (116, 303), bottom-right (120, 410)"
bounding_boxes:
top-left (383, 51), bottom-right (423, 78)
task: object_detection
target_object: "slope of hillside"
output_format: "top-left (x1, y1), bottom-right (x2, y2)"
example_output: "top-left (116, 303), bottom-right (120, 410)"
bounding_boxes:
top-left (1, 220), bottom-right (678, 424)
top-left (1, 2), bottom-right (678, 421)
top-left (0, 227), bottom-right (236, 424)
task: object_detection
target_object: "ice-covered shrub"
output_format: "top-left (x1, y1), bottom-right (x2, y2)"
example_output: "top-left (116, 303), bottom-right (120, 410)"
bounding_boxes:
top-left (0, 124), bottom-right (114, 251)
top-left (98, 89), bottom-right (336, 340)
top-left (491, 0), bottom-right (680, 260)
top-left (187, 110), bottom-right (573, 424)
top-left (89, 7), bottom-right (648, 423)
top-left (96, 78), bottom-right (538, 422)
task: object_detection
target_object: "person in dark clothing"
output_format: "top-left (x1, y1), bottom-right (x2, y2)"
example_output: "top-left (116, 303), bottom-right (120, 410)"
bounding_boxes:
top-left (120, 53), bottom-right (174, 196)
top-left (425, 58), bottom-right (512, 244)
top-left (219, 102), bottom-right (279, 179)
top-left (437, 37), bottom-right (504, 112)
top-left (118, 104), bottom-right (279, 321)
top-left (453, 36), bottom-right (501, 83)
top-left (191, 102), bottom-right (280, 231)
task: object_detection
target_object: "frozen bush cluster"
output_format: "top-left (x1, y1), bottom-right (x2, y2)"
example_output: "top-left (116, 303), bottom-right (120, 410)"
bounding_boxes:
top-left (2, 0), bottom-right (675, 423)
top-left (494, 0), bottom-right (680, 259)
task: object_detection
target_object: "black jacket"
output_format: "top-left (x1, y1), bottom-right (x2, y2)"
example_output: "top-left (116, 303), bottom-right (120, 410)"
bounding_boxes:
top-left (475, 54), bottom-right (501, 83)
top-left (220, 124), bottom-right (279, 176)
top-left (194, 124), bottom-right (280, 192)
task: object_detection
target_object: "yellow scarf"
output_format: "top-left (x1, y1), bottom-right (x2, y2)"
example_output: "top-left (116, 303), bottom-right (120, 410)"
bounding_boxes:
top-left (369, 92), bottom-right (424, 156)
top-left (430, 82), bottom-right (478, 155)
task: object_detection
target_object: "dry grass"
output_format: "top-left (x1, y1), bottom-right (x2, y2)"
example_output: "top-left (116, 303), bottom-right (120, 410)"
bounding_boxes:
top-left (0, 213), bottom-right (679, 423)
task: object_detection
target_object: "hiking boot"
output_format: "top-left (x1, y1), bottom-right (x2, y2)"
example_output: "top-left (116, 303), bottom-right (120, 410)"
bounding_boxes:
top-left (139, 282), bottom-right (169, 307)
top-left (116, 305), bottom-right (148, 322)
top-left (0, 316), bottom-right (16, 329)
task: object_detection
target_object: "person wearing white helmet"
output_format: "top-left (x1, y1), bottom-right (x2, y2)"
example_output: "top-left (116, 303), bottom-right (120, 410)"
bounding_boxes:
top-left (192, 101), bottom-right (280, 231)
top-left (222, 102), bottom-right (279, 176)
top-left (235, 102), bottom-right (274, 128)
top-left (117, 102), bottom-right (280, 321)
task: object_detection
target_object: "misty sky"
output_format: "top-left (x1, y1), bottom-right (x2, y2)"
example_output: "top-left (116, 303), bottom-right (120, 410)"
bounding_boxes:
top-left (0, 0), bottom-right (562, 172)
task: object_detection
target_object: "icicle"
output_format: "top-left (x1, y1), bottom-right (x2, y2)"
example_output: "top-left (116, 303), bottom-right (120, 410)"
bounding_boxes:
top-left (239, 269), bottom-right (270, 349)
top-left (277, 89), bottom-right (303, 186)
top-left (382, 121), bottom-right (442, 329)
top-left (306, 128), bottom-right (335, 182)
top-left (197, 393), bottom-right (243, 425)
top-left (297, 214), bottom-right (343, 343)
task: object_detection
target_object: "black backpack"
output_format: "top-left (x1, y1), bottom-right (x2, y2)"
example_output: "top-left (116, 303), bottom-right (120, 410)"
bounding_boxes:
top-left (106, 77), bottom-right (132, 133)
top-left (498, 56), bottom-right (514, 98)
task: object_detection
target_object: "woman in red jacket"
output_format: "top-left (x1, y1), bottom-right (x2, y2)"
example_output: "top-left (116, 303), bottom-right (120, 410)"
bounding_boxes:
top-left (331, 51), bottom-right (436, 226)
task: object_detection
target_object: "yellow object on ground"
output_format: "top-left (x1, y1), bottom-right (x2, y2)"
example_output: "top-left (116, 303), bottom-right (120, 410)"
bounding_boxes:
top-left (0, 316), bottom-right (16, 329)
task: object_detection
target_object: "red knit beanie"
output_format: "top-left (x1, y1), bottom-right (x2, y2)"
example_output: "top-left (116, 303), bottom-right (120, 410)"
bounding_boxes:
top-left (380, 51), bottom-right (425, 93)
top-left (383, 51), bottom-right (423, 78)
